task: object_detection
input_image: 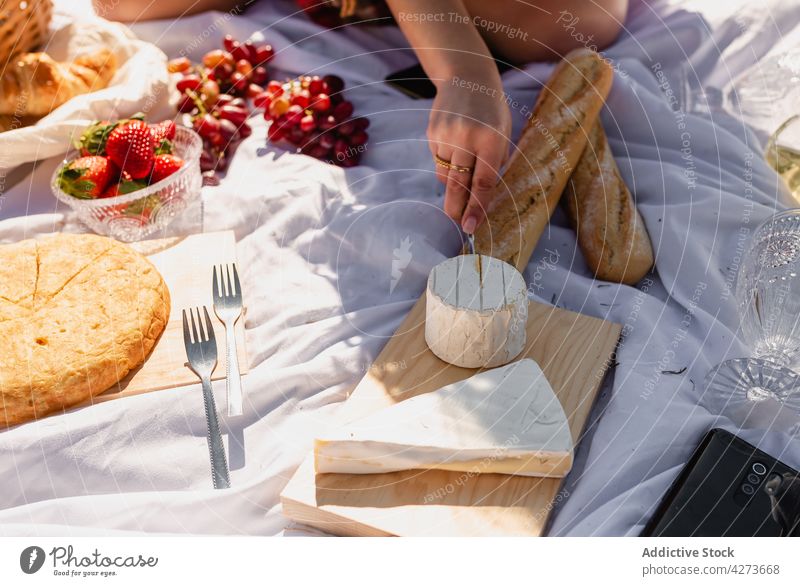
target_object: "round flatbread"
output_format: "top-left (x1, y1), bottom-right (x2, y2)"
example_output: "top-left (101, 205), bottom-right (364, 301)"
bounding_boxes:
top-left (0, 233), bottom-right (170, 426)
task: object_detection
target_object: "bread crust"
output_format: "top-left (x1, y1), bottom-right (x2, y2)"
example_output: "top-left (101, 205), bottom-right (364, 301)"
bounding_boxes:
top-left (565, 121), bottom-right (654, 285)
top-left (0, 234), bottom-right (170, 426)
top-left (474, 48), bottom-right (613, 271)
top-left (0, 49), bottom-right (117, 117)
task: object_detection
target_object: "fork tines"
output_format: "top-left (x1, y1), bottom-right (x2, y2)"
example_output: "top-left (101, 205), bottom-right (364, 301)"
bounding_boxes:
top-left (213, 263), bottom-right (242, 304)
top-left (182, 307), bottom-right (217, 362)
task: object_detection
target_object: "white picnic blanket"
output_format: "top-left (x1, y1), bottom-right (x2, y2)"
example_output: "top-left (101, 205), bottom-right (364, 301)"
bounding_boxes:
top-left (1, 0), bottom-right (800, 536)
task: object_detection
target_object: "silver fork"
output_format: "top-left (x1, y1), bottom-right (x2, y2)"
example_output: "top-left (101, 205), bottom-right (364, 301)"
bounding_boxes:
top-left (213, 264), bottom-right (244, 417)
top-left (182, 307), bottom-right (231, 489)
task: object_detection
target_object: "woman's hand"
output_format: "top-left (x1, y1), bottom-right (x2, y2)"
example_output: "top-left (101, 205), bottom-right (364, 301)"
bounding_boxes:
top-left (429, 71), bottom-right (511, 234)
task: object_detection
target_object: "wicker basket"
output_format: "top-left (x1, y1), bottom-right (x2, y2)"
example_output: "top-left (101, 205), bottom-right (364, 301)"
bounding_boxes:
top-left (0, 0), bottom-right (53, 60)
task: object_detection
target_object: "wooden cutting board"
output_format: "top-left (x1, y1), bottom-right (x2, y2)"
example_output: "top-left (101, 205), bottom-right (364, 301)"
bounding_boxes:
top-left (281, 295), bottom-right (620, 536)
top-left (88, 230), bottom-right (248, 404)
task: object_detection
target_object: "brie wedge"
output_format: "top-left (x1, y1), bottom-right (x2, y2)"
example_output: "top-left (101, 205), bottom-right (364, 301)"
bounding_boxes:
top-left (314, 359), bottom-right (573, 478)
top-left (425, 254), bottom-right (527, 368)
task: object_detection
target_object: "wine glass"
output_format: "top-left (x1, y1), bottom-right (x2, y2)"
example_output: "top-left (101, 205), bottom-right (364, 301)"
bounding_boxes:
top-left (765, 115), bottom-right (800, 205)
top-left (703, 209), bottom-right (800, 434)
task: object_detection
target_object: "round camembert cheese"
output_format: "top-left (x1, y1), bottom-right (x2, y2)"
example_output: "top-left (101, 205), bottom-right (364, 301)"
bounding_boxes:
top-left (425, 254), bottom-right (527, 368)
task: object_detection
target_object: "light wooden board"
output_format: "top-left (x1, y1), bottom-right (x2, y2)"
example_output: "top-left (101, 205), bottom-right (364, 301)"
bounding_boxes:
top-left (281, 295), bottom-right (620, 536)
top-left (87, 230), bottom-right (248, 404)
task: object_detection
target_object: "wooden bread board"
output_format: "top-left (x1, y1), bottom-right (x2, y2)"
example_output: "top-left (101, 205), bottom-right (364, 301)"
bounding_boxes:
top-left (87, 230), bottom-right (248, 404)
top-left (281, 295), bottom-right (620, 536)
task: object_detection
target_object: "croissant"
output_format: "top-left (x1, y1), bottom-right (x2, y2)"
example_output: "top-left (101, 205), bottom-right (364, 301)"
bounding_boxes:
top-left (0, 49), bottom-right (117, 117)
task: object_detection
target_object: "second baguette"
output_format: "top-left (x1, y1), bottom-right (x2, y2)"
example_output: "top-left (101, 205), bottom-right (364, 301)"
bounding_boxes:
top-left (473, 48), bottom-right (613, 271)
top-left (564, 121), bottom-right (654, 285)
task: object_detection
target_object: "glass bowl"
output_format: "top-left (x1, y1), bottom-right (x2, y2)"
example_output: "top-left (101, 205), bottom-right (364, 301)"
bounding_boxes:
top-left (51, 126), bottom-right (203, 242)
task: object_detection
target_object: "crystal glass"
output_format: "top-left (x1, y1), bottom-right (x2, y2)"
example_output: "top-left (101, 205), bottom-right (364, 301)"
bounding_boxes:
top-left (725, 49), bottom-right (800, 129)
top-left (765, 115), bottom-right (800, 204)
top-left (51, 126), bottom-right (203, 242)
top-left (703, 209), bottom-right (800, 434)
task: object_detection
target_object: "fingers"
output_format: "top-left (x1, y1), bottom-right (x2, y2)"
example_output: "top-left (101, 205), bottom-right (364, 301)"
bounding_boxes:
top-left (434, 146), bottom-right (452, 185)
top-left (461, 138), bottom-right (505, 234)
top-left (443, 149), bottom-right (477, 226)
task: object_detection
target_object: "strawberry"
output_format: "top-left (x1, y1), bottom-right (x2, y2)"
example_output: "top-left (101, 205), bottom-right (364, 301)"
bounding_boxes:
top-left (100, 179), bottom-right (146, 198)
top-left (151, 120), bottom-right (176, 142)
top-left (105, 120), bottom-right (155, 179)
top-left (57, 156), bottom-right (116, 199)
top-left (151, 121), bottom-right (176, 155)
top-left (149, 154), bottom-right (184, 184)
top-left (77, 120), bottom-right (117, 156)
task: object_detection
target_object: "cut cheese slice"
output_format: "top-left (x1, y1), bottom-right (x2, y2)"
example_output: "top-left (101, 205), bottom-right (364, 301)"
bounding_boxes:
top-left (314, 359), bottom-right (573, 478)
top-left (425, 254), bottom-right (527, 368)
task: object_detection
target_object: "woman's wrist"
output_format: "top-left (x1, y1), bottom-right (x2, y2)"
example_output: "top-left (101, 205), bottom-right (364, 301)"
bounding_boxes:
top-left (431, 57), bottom-right (502, 92)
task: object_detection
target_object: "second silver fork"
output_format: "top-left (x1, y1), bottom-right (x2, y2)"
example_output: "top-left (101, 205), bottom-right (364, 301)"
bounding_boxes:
top-left (213, 264), bottom-right (244, 417)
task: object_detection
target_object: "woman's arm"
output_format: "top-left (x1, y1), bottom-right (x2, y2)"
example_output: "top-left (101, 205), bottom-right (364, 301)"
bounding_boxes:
top-left (92, 0), bottom-right (243, 22)
top-left (387, 0), bottom-right (511, 234)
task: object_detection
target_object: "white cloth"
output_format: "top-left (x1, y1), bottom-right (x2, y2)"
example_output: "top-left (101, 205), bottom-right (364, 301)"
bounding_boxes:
top-left (0, 3), bottom-right (170, 172)
top-left (1, 0), bottom-right (799, 536)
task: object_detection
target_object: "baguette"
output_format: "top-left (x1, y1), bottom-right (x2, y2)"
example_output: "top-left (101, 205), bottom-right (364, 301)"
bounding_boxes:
top-left (473, 48), bottom-right (613, 271)
top-left (0, 49), bottom-right (117, 117)
top-left (565, 121), bottom-right (653, 285)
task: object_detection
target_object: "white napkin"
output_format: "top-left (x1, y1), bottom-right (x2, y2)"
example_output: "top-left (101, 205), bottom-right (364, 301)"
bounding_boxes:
top-left (0, 9), bottom-right (171, 172)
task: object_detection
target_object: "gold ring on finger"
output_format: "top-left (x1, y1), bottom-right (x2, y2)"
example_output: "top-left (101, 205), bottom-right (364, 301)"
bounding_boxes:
top-left (434, 154), bottom-right (473, 174)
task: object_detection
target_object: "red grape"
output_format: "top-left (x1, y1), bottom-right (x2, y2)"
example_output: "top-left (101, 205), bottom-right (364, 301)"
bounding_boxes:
top-left (229, 97), bottom-right (247, 109)
top-left (333, 100), bottom-right (354, 121)
top-left (168, 57), bottom-right (191, 73)
top-left (247, 83), bottom-right (264, 99)
top-left (223, 35), bottom-right (237, 51)
top-left (194, 113), bottom-right (221, 140)
top-left (219, 118), bottom-right (239, 143)
top-left (231, 44), bottom-right (250, 63)
top-left (200, 150), bottom-right (216, 171)
top-left (267, 80), bottom-right (284, 96)
top-left (235, 59), bottom-right (253, 76)
top-left (286, 104), bottom-right (304, 126)
top-left (349, 130), bottom-right (368, 146)
top-left (308, 77), bottom-right (328, 96)
top-left (177, 95), bottom-right (197, 113)
top-left (203, 49), bottom-right (234, 69)
top-left (216, 94), bottom-right (235, 107)
top-left (251, 66), bottom-right (269, 85)
top-left (254, 44), bottom-right (274, 66)
top-left (287, 126), bottom-right (306, 145)
top-left (228, 72), bottom-right (246, 92)
top-left (299, 114), bottom-right (316, 133)
top-left (269, 97), bottom-right (290, 117)
top-left (202, 80), bottom-right (220, 103)
top-left (267, 123), bottom-right (284, 141)
top-left (323, 74), bottom-right (344, 95)
top-left (317, 115), bottom-right (336, 130)
top-left (341, 154), bottom-right (360, 167)
top-left (176, 75), bottom-right (202, 92)
top-left (353, 116), bottom-right (370, 131)
top-left (242, 41), bottom-right (258, 64)
top-left (334, 139), bottom-right (349, 158)
top-left (218, 105), bottom-right (249, 126)
top-left (338, 120), bottom-right (355, 136)
top-left (319, 133), bottom-right (336, 149)
top-left (254, 91), bottom-right (272, 109)
top-left (213, 62), bottom-right (234, 81)
top-left (290, 89), bottom-right (311, 109)
top-left (238, 122), bottom-right (252, 139)
top-left (310, 93), bottom-right (331, 112)
top-left (308, 144), bottom-right (330, 159)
